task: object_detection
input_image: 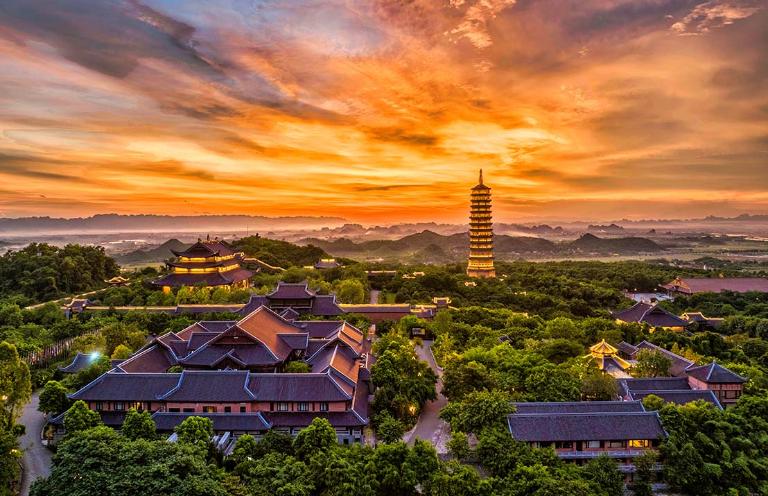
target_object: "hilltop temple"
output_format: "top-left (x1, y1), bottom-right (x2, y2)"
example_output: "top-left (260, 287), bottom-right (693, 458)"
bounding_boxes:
top-left (467, 169), bottom-right (496, 278)
top-left (152, 237), bottom-right (253, 292)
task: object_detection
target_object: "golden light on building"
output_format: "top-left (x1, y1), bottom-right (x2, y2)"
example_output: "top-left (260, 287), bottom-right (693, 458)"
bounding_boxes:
top-left (467, 169), bottom-right (496, 278)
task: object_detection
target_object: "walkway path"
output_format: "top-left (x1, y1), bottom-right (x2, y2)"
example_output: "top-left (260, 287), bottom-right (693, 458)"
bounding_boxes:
top-left (19, 392), bottom-right (52, 495)
top-left (404, 340), bottom-right (450, 453)
top-left (369, 289), bottom-right (381, 305)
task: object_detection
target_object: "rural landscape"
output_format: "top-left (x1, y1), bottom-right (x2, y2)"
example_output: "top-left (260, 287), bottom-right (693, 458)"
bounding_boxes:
top-left (1, 0), bottom-right (768, 495)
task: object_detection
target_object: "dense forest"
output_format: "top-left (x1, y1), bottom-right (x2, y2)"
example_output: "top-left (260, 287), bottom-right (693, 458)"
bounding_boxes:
top-left (0, 244), bottom-right (119, 303)
top-left (5, 239), bottom-right (768, 494)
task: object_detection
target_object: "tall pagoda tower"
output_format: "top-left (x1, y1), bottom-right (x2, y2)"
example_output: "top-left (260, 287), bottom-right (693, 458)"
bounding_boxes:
top-left (467, 169), bottom-right (496, 278)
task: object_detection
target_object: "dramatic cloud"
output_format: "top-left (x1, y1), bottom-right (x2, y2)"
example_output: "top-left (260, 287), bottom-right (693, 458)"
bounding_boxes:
top-left (0, 0), bottom-right (766, 222)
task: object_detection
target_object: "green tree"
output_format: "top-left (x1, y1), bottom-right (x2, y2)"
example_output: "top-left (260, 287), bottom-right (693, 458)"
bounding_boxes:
top-left (230, 434), bottom-right (258, 465)
top-left (334, 279), bottom-right (366, 304)
top-left (376, 412), bottom-right (406, 444)
top-left (583, 455), bottom-right (623, 496)
top-left (440, 390), bottom-right (513, 434)
top-left (293, 418), bottom-right (337, 460)
top-left (63, 400), bottom-right (101, 434)
top-left (580, 371), bottom-right (618, 401)
top-left (631, 451), bottom-right (657, 496)
top-left (0, 429), bottom-right (21, 496)
top-left (0, 342), bottom-right (31, 428)
top-left (30, 426), bottom-right (231, 496)
top-left (633, 349), bottom-right (671, 377)
top-left (175, 416), bottom-right (213, 447)
top-left (111, 344), bottom-right (133, 360)
top-left (446, 431), bottom-right (471, 461)
top-left (38, 380), bottom-right (70, 416)
top-left (121, 408), bottom-right (157, 440)
top-left (283, 361), bottom-right (311, 373)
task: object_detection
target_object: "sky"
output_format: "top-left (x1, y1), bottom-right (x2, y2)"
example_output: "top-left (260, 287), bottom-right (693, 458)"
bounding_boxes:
top-left (0, 0), bottom-right (766, 223)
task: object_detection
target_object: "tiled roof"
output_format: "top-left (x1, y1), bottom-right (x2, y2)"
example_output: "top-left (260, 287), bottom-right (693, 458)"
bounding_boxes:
top-left (117, 345), bottom-right (174, 373)
top-left (662, 277), bottom-right (768, 294)
top-left (247, 373), bottom-right (352, 402)
top-left (612, 302), bottom-right (688, 328)
top-left (171, 240), bottom-right (238, 258)
top-left (152, 412), bottom-right (271, 432)
top-left (235, 307), bottom-right (307, 360)
top-left (507, 412), bottom-right (667, 442)
top-left (268, 282), bottom-right (316, 299)
top-left (265, 411), bottom-right (367, 427)
top-left (616, 341), bottom-right (638, 356)
top-left (629, 389), bottom-right (722, 409)
top-left (159, 370), bottom-right (255, 402)
top-left (311, 295), bottom-right (345, 316)
top-left (237, 295), bottom-right (268, 316)
top-left (69, 372), bottom-right (181, 401)
top-left (685, 362), bottom-right (746, 384)
top-left (58, 352), bottom-right (95, 373)
top-left (152, 268), bottom-right (252, 287)
top-left (618, 377), bottom-right (691, 399)
top-left (295, 320), bottom-right (344, 339)
top-left (512, 401), bottom-right (645, 414)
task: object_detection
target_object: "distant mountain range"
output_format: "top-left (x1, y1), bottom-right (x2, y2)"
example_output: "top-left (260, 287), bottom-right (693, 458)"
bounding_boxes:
top-left (302, 230), bottom-right (665, 262)
top-left (0, 214), bottom-right (346, 234)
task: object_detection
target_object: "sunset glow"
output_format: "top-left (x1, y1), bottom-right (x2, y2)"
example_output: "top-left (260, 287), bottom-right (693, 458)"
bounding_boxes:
top-left (0, 0), bottom-right (766, 222)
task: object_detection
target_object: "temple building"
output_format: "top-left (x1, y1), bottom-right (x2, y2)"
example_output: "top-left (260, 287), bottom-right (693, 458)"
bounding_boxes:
top-left (612, 302), bottom-right (689, 331)
top-left (662, 276), bottom-right (768, 295)
top-left (606, 340), bottom-right (746, 408)
top-left (467, 169), bottom-right (496, 278)
top-left (51, 306), bottom-right (371, 445)
top-left (152, 237), bottom-right (253, 292)
top-left (507, 401), bottom-right (666, 481)
top-left (586, 340), bottom-right (632, 377)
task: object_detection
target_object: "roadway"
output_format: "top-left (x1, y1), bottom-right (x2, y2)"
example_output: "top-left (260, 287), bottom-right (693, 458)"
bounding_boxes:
top-left (19, 392), bottom-right (52, 495)
top-left (404, 340), bottom-right (450, 453)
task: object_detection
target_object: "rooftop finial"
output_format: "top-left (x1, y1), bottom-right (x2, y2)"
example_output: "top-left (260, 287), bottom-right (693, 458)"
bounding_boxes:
top-left (479, 168), bottom-right (484, 185)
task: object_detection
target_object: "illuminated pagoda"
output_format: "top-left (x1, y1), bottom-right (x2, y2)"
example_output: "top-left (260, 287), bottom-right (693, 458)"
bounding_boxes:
top-left (153, 236), bottom-right (253, 292)
top-left (467, 169), bottom-right (496, 278)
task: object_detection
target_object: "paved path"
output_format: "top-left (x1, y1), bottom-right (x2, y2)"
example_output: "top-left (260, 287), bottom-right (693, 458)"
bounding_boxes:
top-left (369, 289), bottom-right (380, 304)
top-left (405, 340), bottom-right (450, 453)
top-left (19, 393), bottom-right (52, 495)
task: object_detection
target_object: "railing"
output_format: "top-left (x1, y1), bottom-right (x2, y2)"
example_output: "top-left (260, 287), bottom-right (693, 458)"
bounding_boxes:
top-left (20, 330), bottom-right (97, 368)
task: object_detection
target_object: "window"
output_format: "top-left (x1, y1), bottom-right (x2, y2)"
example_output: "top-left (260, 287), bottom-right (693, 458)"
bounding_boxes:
top-left (607, 440), bottom-right (625, 449)
top-left (277, 402), bottom-right (289, 412)
top-left (169, 408), bottom-right (180, 413)
top-left (724, 390), bottom-right (741, 399)
top-left (554, 441), bottom-right (573, 449)
top-left (94, 402), bottom-right (103, 411)
top-left (203, 406), bottom-right (217, 413)
top-left (129, 402), bottom-right (142, 411)
top-left (183, 408), bottom-right (194, 413)
top-left (224, 406), bottom-right (232, 413)
top-left (240, 406), bottom-right (247, 413)
top-left (319, 402), bottom-right (329, 412)
top-left (114, 402), bottom-right (124, 411)
top-left (586, 441), bottom-right (601, 449)
top-left (298, 402), bottom-right (309, 412)
top-left (629, 439), bottom-right (650, 448)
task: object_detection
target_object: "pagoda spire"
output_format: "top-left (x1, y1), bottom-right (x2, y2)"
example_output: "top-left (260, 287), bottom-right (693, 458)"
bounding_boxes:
top-left (467, 170), bottom-right (496, 278)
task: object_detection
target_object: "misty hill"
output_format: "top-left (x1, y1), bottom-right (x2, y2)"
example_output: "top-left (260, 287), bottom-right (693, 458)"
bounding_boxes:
top-left (115, 235), bottom-right (331, 268)
top-left (0, 214), bottom-right (346, 234)
top-left (114, 239), bottom-right (189, 265)
top-left (303, 230), bottom-right (664, 262)
top-left (567, 234), bottom-right (665, 254)
top-left (303, 230), bottom-right (557, 261)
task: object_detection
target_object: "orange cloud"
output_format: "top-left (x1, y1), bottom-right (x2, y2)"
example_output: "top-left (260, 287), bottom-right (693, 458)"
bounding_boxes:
top-left (0, 0), bottom-right (766, 223)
